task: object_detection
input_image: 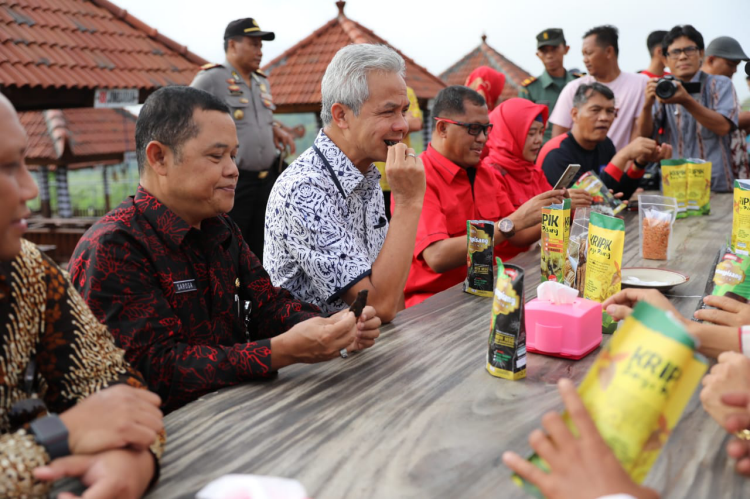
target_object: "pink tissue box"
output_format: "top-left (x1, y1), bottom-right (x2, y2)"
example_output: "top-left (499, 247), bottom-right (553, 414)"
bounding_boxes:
top-left (525, 297), bottom-right (602, 360)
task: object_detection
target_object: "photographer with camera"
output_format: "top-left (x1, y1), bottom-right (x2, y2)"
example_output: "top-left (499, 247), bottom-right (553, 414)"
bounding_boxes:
top-left (637, 25), bottom-right (742, 192)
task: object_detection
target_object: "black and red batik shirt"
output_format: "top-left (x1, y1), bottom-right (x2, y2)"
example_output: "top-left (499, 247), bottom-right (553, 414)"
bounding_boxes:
top-left (69, 186), bottom-right (321, 413)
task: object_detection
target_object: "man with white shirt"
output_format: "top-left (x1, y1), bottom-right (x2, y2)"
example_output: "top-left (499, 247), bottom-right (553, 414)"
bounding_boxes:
top-left (549, 25), bottom-right (649, 152)
top-left (264, 44), bottom-right (426, 323)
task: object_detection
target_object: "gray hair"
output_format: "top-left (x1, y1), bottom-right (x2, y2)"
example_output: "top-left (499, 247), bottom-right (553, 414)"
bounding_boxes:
top-left (320, 44), bottom-right (406, 126)
top-left (572, 82), bottom-right (615, 109)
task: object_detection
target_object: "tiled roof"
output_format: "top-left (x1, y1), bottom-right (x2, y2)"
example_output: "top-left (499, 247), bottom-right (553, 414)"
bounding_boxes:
top-left (0, 0), bottom-right (207, 91)
top-left (440, 35), bottom-right (532, 101)
top-left (19, 107), bottom-right (136, 169)
top-left (262, 1), bottom-right (445, 112)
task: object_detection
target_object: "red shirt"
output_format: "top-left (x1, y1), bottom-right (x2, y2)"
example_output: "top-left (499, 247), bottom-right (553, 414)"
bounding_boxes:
top-left (639, 70), bottom-right (671, 79)
top-left (401, 145), bottom-right (517, 308)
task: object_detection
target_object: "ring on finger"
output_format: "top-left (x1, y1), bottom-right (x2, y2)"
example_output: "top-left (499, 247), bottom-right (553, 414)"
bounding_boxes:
top-left (407, 153), bottom-right (417, 159)
top-left (339, 348), bottom-right (348, 359)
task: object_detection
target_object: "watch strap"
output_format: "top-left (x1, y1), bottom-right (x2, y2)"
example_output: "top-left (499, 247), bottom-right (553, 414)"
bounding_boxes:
top-left (30, 414), bottom-right (70, 460)
top-left (499, 218), bottom-right (516, 238)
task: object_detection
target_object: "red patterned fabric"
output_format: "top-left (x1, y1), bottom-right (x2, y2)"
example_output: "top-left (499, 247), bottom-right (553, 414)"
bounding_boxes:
top-left (69, 186), bottom-right (321, 413)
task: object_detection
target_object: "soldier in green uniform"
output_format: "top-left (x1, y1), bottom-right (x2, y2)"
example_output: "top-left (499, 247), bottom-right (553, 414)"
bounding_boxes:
top-left (518, 28), bottom-right (583, 143)
top-left (191, 18), bottom-right (295, 260)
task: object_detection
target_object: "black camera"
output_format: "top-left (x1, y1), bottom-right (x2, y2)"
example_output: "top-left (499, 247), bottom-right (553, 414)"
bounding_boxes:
top-left (655, 75), bottom-right (701, 100)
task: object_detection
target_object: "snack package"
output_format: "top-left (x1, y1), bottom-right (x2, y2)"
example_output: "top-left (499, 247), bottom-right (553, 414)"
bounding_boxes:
top-left (638, 195), bottom-right (677, 260)
top-left (463, 220), bottom-right (495, 297)
top-left (711, 248), bottom-right (750, 303)
top-left (686, 160), bottom-right (711, 216)
top-left (564, 208), bottom-right (590, 295)
top-left (732, 179), bottom-right (750, 256)
top-left (513, 301), bottom-right (708, 497)
top-left (584, 212), bottom-right (625, 334)
top-left (486, 258), bottom-right (526, 380)
top-left (660, 159), bottom-right (688, 219)
top-left (572, 171), bottom-right (626, 216)
top-left (541, 198), bottom-right (572, 283)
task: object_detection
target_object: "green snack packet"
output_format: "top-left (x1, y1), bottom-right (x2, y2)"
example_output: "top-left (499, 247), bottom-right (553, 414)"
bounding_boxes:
top-left (712, 248), bottom-right (750, 303)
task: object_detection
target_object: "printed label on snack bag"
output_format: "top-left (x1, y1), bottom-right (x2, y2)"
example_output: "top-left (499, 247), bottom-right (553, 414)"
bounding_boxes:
top-left (584, 212), bottom-right (625, 303)
top-left (732, 180), bottom-right (750, 256)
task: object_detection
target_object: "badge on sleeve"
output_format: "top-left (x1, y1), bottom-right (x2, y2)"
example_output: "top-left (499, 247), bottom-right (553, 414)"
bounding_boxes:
top-left (233, 109), bottom-right (244, 120)
top-left (239, 98), bottom-right (249, 104)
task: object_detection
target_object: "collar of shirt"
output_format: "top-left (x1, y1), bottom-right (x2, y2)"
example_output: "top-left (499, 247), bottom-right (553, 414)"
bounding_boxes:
top-left (539, 70), bottom-right (557, 88)
top-left (313, 130), bottom-right (380, 199)
top-left (133, 185), bottom-right (232, 252)
top-left (423, 144), bottom-right (502, 208)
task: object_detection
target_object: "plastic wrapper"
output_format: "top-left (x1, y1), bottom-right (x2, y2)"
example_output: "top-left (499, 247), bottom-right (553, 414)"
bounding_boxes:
top-left (583, 212), bottom-right (624, 334)
top-left (486, 258), bottom-right (526, 380)
top-left (563, 208), bottom-right (590, 295)
top-left (463, 220), bottom-right (495, 297)
top-left (638, 195), bottom-right (677, 260)
top-left (541, 198), bottom-right (571, 283)
top-left (732, 179), bottom-right (750, 256)
top-left (572, 171), bottom-right (625, 216)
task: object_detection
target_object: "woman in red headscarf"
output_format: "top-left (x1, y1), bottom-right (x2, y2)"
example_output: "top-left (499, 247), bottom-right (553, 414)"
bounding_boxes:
top-left (465, 66), bottom-right (505, 111)
top-left (483, 98), bottom-right (590, 260)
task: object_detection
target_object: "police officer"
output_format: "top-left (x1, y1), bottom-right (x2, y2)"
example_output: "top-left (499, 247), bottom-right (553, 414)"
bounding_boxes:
top-left (191, 18), bottom-right (295, 260)
top-left (518, 28), bottom-right (583, 144)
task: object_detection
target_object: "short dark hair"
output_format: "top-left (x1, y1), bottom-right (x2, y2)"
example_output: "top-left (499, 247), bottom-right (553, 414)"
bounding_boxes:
top-left (135, 86), bottom-right (230, 175)
top-left (432, 85), bottom-right (486, 119)
top-left (647, 31), bottom-right (668, 56)
top-left (662, 25), bottom-right (704, 55)
top-left (583, 25), bottom-right (619, 57)
top-left (573, 82), bottom-right (615, 108)
top-left (224, 36), bottom-right (243, 53)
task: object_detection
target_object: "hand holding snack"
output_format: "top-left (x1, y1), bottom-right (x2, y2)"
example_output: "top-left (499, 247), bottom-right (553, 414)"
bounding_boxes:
top-left (568, 189), bottom-right (593, 209)
top-left (503, 379), bottom-right (660, 499)
top-left (602, 288), bottom-right (684, 323)
top-left (696, 295), bottom-right (750, 327)
top-left (509, 189), bottom-right (565, 231)
top-left (273, 313), bottom-right (357, 366)
top-left (700, 352), bottom-right (750, 431)
top-left (386, 143), bottom-right (426, 208)
top-left (347, 304), bottom-right (381, 353)
top-left (722, 392), bottom-right (750, 477)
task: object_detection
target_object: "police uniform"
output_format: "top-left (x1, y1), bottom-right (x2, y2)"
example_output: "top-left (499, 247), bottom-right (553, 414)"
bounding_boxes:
top-left (190, 17), bottom-right (278, 260)
top-left (518, 28), bottom-right (583, 144)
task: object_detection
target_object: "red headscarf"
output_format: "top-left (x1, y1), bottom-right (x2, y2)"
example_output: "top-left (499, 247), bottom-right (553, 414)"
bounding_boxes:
top-left (483, 98), bottom-right (552, 208)
top-left (465, 66), bottom-right (505, 111)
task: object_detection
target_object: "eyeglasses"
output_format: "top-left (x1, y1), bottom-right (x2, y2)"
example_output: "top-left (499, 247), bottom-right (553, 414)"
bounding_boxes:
top-left (666, 46), bottom-right (700, 59)
top-left (434, 117), bottom-right (493, 137)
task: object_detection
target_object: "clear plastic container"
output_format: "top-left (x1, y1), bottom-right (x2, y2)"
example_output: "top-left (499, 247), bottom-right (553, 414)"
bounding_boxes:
top-left (638, 194), bottom-right (677, 260)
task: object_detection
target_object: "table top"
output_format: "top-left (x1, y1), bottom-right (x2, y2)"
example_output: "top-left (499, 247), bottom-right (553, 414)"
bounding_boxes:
top-left (147, 194), bottom-right (743, 499)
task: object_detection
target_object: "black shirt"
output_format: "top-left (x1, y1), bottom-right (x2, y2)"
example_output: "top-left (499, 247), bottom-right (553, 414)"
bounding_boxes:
top-left (538, 132), bottom-right (644, 200)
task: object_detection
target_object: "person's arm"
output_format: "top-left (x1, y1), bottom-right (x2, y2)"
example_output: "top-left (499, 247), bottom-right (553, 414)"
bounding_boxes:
top-left (637, 79), bottom-right (658, 138)
top-left (740, 111), bottom-right (750, 133)
top-left (661, 79), bottom-right (736, 136)
top-left (602, 138), bottom-right (671, 200)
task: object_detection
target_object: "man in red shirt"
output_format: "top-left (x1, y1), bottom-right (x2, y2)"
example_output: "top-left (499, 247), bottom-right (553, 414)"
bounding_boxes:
top-left (401, 86), bottom-right (565, 308)
top-left (640, 30), bottom-right (671, 79)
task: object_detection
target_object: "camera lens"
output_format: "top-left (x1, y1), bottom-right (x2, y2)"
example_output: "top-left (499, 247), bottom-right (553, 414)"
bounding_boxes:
top-left (655, 79), bottom-right (677, 100)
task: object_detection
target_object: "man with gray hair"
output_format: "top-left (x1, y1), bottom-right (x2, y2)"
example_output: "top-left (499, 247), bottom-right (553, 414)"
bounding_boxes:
top-left (264, 44), bottom-right (425, 322)
top-left (538, 82), bottom-right (671, 200)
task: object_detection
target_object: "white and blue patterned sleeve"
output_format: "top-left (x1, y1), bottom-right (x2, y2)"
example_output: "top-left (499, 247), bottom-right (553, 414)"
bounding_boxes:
top-left (279, 180), bottom-right (372, 305)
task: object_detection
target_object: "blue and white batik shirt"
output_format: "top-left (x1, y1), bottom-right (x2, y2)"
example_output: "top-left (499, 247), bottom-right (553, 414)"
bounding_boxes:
top-left (264, 130), bottom-right (388, 315)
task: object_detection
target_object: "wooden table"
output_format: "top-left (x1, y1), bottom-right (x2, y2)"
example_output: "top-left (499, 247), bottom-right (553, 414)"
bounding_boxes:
top-left (145, 194), bottom-right (743, 499)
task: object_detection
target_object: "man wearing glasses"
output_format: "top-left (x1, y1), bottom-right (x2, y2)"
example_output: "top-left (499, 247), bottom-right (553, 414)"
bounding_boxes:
top-left (402, 86), bottom-right (564, 308)
top-left (638, 25), bottom-right (742, 192)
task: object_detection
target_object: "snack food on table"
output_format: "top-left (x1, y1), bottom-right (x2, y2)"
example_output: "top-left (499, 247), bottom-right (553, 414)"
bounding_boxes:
top-left (572, 171), bottom-right (626, 216)
top-left (564, 208), bottom-right (591, 295)
top-left (732, 179), bottom-right (750, 256)
top-left (584, 212), bottom-right (625, 334)
top-left (660, 159), bottom-right (688, 219)
top-left (638, 195), bottom-right (677, 261)
top-left (541, 198), bottom-right (571, 283)
top-left (463, 220), bottom-right (495, 297)
top-left (686, 160), bottom-right (711, 217)
top-left (711, 248), bottom-right (750, 303)
top-left (486, 258), bottom-right (526, 380)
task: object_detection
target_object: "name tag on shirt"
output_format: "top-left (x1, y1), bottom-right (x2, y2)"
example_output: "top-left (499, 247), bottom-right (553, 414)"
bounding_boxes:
top-left (174, 279), bottom-right (198, 294)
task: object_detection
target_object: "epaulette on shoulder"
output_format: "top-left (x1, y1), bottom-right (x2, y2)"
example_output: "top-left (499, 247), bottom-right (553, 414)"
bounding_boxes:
top-left (572, 72), bottom-right (586, 78)
top-left (521, 76), bottom-right (537, 87)
top-left (254, 69), bottom-right (267, 78)
top-left (200, 63), bottom-right (222, 71)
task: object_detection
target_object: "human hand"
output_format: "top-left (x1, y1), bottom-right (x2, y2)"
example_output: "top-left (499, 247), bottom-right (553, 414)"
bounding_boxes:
top-left (33, 448), bottom-right (155, 499)
top-left (274, 312), bottom-right (358, 366)
top-left (657, 80), bottom-right (689, 105)
top-left (334, 305), bottom-right (381, 353)
top-left (272, 125), bottom-right (296, 155)
top-left (387, 143), bottom-right (426, 209)
top-left (568, 188), bottom-right (593, 209)
top-left (695, 295), bottom-right (750, 327)
top-left (58, 385), bottom-right (163, 455)
top-left (509, 189), bottom-right (566, 231)
top-left (644, 78), bottom-right (658, 107)
top-left (701, 352), bottom-right (750, 430)
top-left (503, 379), bottom-right (659, 499)
top-left (722, 392), bottom-right (750, 476)
top-left (623, 137), bottom-right (659, 164)
top-left (602, 288), bottom-right (684, 323)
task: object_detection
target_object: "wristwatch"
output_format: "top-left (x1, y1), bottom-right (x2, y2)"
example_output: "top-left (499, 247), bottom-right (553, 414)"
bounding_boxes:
top-left (498, 217), bottom-right (516, 238)
top-left (30, 414), bottom-right (70, 459)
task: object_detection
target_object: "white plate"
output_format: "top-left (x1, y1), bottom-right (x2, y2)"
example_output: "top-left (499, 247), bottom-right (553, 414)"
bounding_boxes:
top-left (621, 268), bottom-right (689, 291)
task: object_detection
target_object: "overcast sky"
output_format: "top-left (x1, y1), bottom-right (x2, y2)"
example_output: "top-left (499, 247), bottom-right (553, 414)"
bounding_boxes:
top-left (121, 0), bottom-right (750, 102)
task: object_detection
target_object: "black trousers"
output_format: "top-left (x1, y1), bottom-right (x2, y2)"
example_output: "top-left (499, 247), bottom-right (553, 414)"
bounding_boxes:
top-left (228, 167), bottom-right (279, 261)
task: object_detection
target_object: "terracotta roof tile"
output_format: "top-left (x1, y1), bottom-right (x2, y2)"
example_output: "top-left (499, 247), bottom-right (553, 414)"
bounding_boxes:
top-left (262, 2), bottom-right (445, 112)
top-left (19, 107), bottom-right (136, 169)
top-left (440, 36), bottom-right (532, 101)
top-left (0, 0), bottom-right (207, 91)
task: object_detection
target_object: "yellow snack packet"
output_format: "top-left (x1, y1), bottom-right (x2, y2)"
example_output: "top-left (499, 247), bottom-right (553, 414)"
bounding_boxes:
top-left (661, 160), bottom-right (688, 219)
top-left (686, 160), bottom-right (711, 217)
top-left (541, 198), bottom-right (571, 283)
top-left (584, 212), bottom-right (624, 303)
top-left (733, 179), bottom-right (750, 256)
top-left (513, 301), bottom-right (708, 497)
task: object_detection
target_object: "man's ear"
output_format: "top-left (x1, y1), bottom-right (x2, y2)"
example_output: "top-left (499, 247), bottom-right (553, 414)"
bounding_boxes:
top-left (605, 45), bottom-right (615, 60)
top-left (570, 106), bottom-right (579, 124)
top-left (434, 119), bottom-right (450, 139)
top-left (563, 45), bottom-right (570, 56)
top-left (330, 103), bottom-right (350, 130)
top-left (145, 141), bottom-right (170, 176)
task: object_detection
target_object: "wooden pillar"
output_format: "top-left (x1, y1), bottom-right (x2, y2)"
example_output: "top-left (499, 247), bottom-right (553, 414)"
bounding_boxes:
top-left (102, 165), bottom-right (111, 213)
top-left (37, 165), bottom-right (52, 218)
top-left (56, 165), bottom-right (72, 218)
